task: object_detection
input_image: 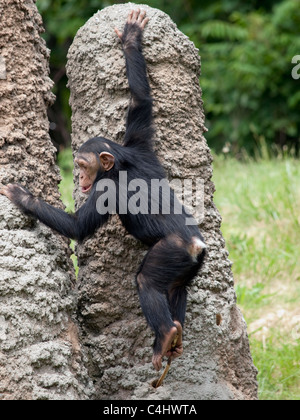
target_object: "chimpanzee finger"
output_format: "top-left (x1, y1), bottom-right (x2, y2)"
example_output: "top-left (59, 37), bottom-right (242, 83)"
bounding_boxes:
top-left (132, 9), bottom-right (140, 24)
top-left (137, 10), bottom-right (146, 23)
top-left (141, 17), bottom-right (149, 29)
top-left (114, 27), bottom-right (123, 40)
top-left (127, 10), bottom-right (134, 24)
top-left (0, 185), bottom-right (11, 198)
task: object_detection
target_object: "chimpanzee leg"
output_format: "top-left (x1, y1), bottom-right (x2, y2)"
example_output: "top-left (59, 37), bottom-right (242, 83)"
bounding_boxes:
top-left (168, 286), bottom-right (188, 329)
top-left (136, 271), bottom-right (178, 371)
top-left (168, 244), bottom-right (205, 328)
top-left (136, 234), bottom-right (205, 371)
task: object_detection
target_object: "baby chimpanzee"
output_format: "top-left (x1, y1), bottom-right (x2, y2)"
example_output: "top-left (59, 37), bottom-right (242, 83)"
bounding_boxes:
top-left (1, 9), bottom-right (206, 371)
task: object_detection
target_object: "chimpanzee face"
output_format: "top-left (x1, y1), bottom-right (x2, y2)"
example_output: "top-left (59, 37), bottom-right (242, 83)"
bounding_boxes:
top-left (75, 151), bottom-right (115, 194)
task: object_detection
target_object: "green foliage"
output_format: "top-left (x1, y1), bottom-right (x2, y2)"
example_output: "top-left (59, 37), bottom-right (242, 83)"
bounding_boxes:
top-left (37, 0), bottom-right (107, 42)
top-left (182, 0), bottom-right (300, 154)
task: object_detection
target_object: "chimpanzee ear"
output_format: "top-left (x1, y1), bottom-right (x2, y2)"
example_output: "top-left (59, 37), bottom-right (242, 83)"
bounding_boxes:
top-left (99, 152), bottom-right (115, 171)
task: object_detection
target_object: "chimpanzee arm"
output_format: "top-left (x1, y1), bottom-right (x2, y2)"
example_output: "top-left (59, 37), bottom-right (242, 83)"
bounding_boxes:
top-left (118, 11), bottom-right (154, 149)
top-left (0, 184), bottom-right (109, 242)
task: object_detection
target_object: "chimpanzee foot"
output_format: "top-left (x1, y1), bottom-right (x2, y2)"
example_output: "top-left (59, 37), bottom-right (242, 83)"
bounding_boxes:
top-left (166, 321), bottom-right (183, 359)
top-left (152, 322), bottom-right (183, 371)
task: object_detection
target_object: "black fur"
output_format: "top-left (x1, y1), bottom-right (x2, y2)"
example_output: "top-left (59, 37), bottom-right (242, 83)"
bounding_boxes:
top-left (8, 22), bottom-right (206, 357)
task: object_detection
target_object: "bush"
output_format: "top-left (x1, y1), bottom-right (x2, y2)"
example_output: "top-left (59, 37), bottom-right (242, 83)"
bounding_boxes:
top-left (182, 0), bottom-right (300, 155)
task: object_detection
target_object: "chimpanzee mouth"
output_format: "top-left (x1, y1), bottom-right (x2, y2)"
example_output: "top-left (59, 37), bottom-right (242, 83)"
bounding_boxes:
top-left (82, 184), bottom-right (92, 194)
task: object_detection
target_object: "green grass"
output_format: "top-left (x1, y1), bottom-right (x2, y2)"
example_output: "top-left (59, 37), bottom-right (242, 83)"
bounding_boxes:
top-left (57, 148), bottom-right (75, 213)
top-left (212, 154), bottom-right (300, 400)
top-left (57, 148), bottom-right (300, 400)
top-left (57, 148), bottom-right (78, 275)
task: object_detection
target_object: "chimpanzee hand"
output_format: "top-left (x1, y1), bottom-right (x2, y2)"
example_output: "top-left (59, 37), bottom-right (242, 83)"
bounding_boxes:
top-left (0, 183), bottom-right (34, 212)
top-left (115, 9), bottom-right (149, 48)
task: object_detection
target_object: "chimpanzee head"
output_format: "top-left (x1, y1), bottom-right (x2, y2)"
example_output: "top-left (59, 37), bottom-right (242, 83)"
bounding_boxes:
top-left (75, 137), bottom-right (115, 194)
